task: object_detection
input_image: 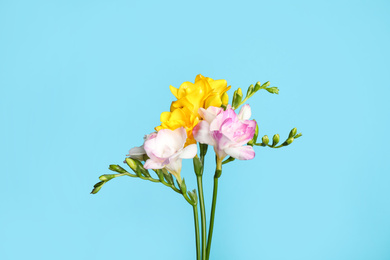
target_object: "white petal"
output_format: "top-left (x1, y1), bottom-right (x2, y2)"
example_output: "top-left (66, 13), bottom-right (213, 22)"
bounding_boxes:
top-left (193, 121), bottom-right (216, 146)
top-left (179, 144), bottom-right (197, 159)
top-left (154, 128), bottom-right (185, 157)
top-left (224, 146), bottom-right (255, 160)
top-left (127, 146), bottom-right (146, 160)
top-left (238, 104), bottom-right (251, 121)
top-left (166, 158), bottom-right (183, 177)
top-left (198, 107), bottom-right (223, 123)
top-left (144, 159), bottom-right (164, 169)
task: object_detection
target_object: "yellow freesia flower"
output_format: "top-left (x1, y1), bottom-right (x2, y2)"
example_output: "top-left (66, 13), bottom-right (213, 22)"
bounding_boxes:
top-left (169, 74), bottom-right (230, 116)
top-left (156, 74), bottom-right (231, 145)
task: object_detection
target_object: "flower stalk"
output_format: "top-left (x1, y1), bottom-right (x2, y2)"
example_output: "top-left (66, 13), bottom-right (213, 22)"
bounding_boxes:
top-left (206, 157), bottom-right (223, 260)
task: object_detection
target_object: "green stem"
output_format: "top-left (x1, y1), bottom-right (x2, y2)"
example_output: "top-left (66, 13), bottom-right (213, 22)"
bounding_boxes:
top-left (196, 175), bottom-right (207, 260)
top-left (193, 205), bottom-right (201, 260)
top-left (206, 159), bottom-right (222, 260)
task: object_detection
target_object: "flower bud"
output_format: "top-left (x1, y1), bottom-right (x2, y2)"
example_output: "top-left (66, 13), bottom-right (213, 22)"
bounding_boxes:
top-left (91, 181), bottom-right (105, 194)
top-left (262, 135), bottom-right (269, 145)
top-left (125, 158), bottom-right (137, 172)
top-left (232, 88), bottom-right (243, 108)
top-left (99, 174), bottom-right (116, 181)
top-left (254, 81), bottom-right (261, 92)
top-left (266, 87), bottom-right (279, 94)
top-left (262, 81), bottom-right (271, 88)
top-left (109, 164), bottom-right (127, 173)
top-left (272, 134), bottom-right (280, 146)
top-left (289, 128), bottom-right (297, 138)
top-left (246, 84), bottom-right (254, 97)
top-left (285, 137), bottom-right (294, 145)
top-left (294, 133), bottom-right (302, 139)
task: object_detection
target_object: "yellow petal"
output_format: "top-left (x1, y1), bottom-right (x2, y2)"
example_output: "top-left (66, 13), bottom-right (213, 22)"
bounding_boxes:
top-left (160, 111), bottom-right (171, 122)
top-left (169, 85), bottom-right (179, 99)
top-left (205, 94), bottom-right (222, 109)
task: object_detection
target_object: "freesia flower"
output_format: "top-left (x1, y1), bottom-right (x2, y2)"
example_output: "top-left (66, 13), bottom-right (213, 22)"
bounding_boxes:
top-left (193, 104), bottom-right (256, 161)
top-left (129, 127), bottom-right (197, 183)
top-left (156, 74), bottom-right (230, 145)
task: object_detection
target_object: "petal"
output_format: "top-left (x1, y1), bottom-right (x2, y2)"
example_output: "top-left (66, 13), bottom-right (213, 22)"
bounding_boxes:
top-left (154, 128), bottom-right (184, 157)
top-left (173, 127), bottom-right (187, 146)
top-left (193, 121), bottom-right (216, 146)
top-left (166, 157), bottom-right (183, 177)
top-left (169, 85), bottom-right (179, 99)
top-left (238, 104), bottom-right (251, 121)
top-left (198, 106), bottom-right (223, 123)
top-left (127, 145), bottom-right (146, 160)
top-left (224, 146), bottom-right (255, 160)
top-left (179, 144), bottom-right (197, 159)
top-left (144, 159), bottom-right (164, 169)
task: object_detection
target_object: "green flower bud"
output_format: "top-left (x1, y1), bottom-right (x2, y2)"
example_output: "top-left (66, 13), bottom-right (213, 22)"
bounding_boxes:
top-left (246, 84), bottom-right (254, 97)
top-left (109, 164), bottom-right (127, 173)
top-left (294, 133), bottom-right (302, 139)
top-left (99, 174), bottom-right (116, 181)
top-left (265, 87), bottom-right (279, 94)
top-left (262, 135), bottom-right (269, 145)
top-left (262, 81), bottom-right (271, 88)
top-left (285, 137), bottom-right (294, 145)
top-left (272, 134), bottom-right (280, 146)
top-left (232, 88), bottom-right (243, 108)
top-left (91, 181), bottom-right (105, 194)
top-left (289, 128), bottom-right (297, 138)
top-left (125, 158), bottom-right (137, 172)
top-left (254, 81), bottom-right (261, 92)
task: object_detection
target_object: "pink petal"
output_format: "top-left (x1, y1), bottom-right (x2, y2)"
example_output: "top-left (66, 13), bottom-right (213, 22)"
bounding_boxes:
top-left (224, 146), bottom-right (255, 160)
top-left (144, 159), bottom-right (164, 169)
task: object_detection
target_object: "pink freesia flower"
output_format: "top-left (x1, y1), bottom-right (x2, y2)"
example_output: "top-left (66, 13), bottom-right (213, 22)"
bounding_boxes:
top-left (193, 104), bottom-right (256, 160)
top-left (129, 127), bottom-right (197, 182)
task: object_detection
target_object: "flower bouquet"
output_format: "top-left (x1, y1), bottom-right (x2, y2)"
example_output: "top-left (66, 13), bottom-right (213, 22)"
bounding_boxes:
top-left (91, 74), bottom-right (301, 260)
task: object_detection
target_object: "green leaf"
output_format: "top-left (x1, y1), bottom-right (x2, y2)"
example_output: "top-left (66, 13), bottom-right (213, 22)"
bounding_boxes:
top-left (200, 143), bottom-right (208, 158)
top-left (155, 169), bottom-right (164, 182)
top-left (188, 189), bottom-right (198, 204)
top-left (179, 178), bottom-right (187, 194)
top-left (164, 173), bottom-right (174, 186)
top-left (193, 157), bottom-right (202, 176)
top-left (222, 156), bottom-right (235, 165)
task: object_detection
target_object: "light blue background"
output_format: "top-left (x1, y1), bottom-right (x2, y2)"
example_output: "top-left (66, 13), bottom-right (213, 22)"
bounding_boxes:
top-left (1, 0), bottom-right (390, 259)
